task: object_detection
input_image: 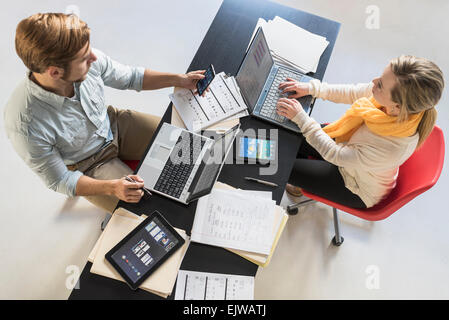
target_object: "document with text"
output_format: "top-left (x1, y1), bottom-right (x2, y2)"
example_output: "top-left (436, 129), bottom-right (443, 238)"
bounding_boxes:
top-left (191, 188), bottom-right (276, 255)
top-left (169, 72), bottom-right (248, 132)
top-left (175, 270), bottom-right (254, 300)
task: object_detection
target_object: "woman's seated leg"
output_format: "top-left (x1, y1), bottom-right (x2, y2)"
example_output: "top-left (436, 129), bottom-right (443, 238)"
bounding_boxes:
top-left (288, 158), bottom-right (366, 209)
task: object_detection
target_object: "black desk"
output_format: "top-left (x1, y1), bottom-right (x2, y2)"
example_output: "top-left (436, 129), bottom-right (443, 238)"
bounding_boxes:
top-left (69, 0), bottom-right (340, 300)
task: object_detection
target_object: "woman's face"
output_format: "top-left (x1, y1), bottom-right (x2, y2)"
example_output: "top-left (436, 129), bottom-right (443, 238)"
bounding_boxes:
top-left (372, 64), bottom-right (401, 116)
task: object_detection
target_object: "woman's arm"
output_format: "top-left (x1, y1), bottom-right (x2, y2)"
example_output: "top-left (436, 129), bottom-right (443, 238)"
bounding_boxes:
top-left (308, 80), bottom-right (374, 105)
top-left (279, 78), bottom-right (374, 105)
top-left (277, 98), bottom-right (385, 170)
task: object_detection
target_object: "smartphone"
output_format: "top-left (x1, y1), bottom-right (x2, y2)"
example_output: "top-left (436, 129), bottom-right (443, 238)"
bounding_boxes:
top-left (196, 64), bottom-right (215, 96)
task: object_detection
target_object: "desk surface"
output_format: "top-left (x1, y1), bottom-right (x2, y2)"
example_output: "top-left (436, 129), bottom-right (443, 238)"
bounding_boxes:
top-left (69, 0), bottom-right (340, 300)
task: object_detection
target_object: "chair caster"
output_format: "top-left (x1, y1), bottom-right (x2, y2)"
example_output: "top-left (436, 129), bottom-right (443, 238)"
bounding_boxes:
top-left (287, 207), bottom-right (299, 215)
top-left (332, 235), bottom-right (344, 246)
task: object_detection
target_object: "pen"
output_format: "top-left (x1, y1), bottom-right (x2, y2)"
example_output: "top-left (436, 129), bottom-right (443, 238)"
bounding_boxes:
top-left (244, 177), bottom-right (278, 187)
top-left (124, 176), bottom-right (152, 196)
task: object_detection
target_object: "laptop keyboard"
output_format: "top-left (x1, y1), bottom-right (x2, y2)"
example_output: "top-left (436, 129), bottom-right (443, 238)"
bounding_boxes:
top-left (259, 68), bottom-right (303, 123)
top-left (154, 131), bottom-right (206, 199)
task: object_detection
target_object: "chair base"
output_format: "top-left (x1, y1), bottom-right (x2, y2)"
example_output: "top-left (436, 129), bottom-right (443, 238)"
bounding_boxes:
top-left (332, 235), bottom-right (344, 246)
top-left (287, 197), bottom-right (345, 246)
top-left (287, 198), bottom-right (315, 215)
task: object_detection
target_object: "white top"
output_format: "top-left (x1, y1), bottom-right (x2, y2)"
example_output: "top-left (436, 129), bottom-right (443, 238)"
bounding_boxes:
top-left (291, 80), bottom-right (419, 208)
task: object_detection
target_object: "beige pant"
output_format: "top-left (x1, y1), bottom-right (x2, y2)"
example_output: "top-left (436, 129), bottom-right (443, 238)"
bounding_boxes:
top-left (68, 106), bottom-right (161, 213)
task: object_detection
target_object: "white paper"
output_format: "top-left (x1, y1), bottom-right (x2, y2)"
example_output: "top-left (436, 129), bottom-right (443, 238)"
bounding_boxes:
top-left (191, 188), bottom-right (276, 255)
top-left (169, 72), bottom-right (248, 132)
top-left (248, 16), bottom-right (329, 73)
top-left (175, 270), bottom-right (254, 300)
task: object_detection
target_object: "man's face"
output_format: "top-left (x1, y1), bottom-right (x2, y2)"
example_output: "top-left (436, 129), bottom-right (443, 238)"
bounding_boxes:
top-left (62, 42), bottom-right (97, 82)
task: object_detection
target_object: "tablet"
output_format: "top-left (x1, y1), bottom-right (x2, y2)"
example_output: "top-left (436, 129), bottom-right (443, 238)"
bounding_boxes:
top-left (105, 210), bottom-right (185, 290)
top-left (235, 134), bottom-right (277, 164)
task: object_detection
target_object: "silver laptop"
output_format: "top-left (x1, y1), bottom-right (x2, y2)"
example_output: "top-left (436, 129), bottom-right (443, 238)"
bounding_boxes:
top-left (138, 123), bottom-right (240, 204)
top-left (236, 27), bottom-right (315, 133)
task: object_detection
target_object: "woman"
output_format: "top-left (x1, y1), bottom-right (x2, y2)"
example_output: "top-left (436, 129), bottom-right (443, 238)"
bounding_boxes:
top-left (276, 55), bottom-right (444, 209)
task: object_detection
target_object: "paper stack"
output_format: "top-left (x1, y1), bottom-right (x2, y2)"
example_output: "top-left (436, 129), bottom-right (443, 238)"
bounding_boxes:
top-left (88, 208), bottom-right (189, 298)
top-left (250, 16), bottom-right (329, 74)
top-left (169, 72), bottom-right (249, 132)
top-left (174, 270), bottom-right (254, 300)
top-left (191, 182), bottom-right (288, 267)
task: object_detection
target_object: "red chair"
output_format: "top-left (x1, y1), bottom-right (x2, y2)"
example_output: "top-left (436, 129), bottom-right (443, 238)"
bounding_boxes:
top-left (287, 125), bottom-right (445, 246)
top-left (123, 160), bottom-right (140, 172)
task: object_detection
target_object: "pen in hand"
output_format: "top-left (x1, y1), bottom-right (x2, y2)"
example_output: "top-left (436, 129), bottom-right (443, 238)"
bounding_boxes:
top-left (124, 176), bottom-right (152, 196)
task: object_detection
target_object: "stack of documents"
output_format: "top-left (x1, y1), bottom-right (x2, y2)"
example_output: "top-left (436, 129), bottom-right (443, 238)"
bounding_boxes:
top-left (191, 182), bottom-right (288, 267)
top-left (174, 270), bottom-right (254, 300)
top-left (250, 16), bottom-right (329, 74)
top-left (169, 72), bottom-right (249, 132)
top-left (88, 208), bottom-right (189, 298)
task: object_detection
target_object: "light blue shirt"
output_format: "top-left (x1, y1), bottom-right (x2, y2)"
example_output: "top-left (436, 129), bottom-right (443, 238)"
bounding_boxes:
top-left (4, 48), bottom-right (145, 197)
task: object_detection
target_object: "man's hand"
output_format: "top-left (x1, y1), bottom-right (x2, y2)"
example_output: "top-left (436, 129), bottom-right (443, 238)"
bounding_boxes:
top-left (178, 70), bottom-right (206, 92)
top-left (278, 78), bottom-right (310, 99)
top-left (112, 175), bottom-right (145, 203)
top-left (276, 98), bottom-right (304, 120)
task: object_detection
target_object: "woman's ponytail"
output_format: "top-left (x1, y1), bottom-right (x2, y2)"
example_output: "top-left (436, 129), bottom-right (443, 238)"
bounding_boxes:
top-left (416, 107), bottom-right (437, 148)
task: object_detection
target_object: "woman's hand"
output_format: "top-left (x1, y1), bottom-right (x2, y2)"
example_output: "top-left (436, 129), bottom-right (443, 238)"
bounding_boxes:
top-left (276, 98), bottom-right (304, 119)
top-left (278, 78), bottom-right (310, 99)
top-left (113, 175), bottom-right (145, 203)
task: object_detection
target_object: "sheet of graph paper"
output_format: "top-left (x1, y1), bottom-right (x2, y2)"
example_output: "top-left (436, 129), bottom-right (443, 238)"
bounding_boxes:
top-left (174, 270), bottom-right (254, 300)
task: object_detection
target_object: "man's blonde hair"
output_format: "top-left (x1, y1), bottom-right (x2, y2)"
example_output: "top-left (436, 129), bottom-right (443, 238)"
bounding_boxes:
top-left (15, 13), bottom-right (90, 74)
top-left (390, 55), bottom-right (444, 148)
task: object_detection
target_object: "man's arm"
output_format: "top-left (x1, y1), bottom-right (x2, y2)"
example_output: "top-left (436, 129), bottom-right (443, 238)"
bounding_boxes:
top-left (7, 128), bottom-right (144, 203)
top-left (75, 175), bottom-right (144, 203)
top-left (142, 69), bottom-right (182, 90)
top-left (142, 69), bottom-right (205, 91)
top-left (94, 48), bottom-right (205, 92)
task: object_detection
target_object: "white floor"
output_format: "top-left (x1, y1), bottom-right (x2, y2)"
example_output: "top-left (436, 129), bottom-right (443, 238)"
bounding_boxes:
top-left (0, 0), bottom-right (448, 300)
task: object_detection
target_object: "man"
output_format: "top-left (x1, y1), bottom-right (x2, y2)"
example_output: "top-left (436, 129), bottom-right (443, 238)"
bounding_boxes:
top-left (4, 13), bottom-right (206, 213)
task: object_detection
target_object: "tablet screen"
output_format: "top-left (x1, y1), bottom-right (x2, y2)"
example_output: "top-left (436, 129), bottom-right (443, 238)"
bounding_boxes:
top-left (108, 213), bottom-right (182, 286)
top-left (238, 136), bottom-right (275, 160)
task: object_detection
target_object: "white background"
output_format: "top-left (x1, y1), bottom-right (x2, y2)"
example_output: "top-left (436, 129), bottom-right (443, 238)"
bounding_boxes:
top-left (0, 0), bottom-right (448, 299)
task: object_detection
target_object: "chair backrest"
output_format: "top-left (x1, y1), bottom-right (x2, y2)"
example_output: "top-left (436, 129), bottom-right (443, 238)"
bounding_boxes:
top-left (304, 125), bottom-right (445, 221)
top-left (392, 125), bottom-right (445, 202)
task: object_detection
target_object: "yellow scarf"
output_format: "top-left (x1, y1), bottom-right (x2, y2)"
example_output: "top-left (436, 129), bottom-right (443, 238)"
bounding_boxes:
top-left (323, 96), bottom-right (423, 143)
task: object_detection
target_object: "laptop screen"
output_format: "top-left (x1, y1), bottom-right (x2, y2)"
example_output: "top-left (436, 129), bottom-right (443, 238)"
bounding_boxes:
top-left (236, 27), bottom-right (273, 110)
top-left (187, 124), bottom-right (240, 202)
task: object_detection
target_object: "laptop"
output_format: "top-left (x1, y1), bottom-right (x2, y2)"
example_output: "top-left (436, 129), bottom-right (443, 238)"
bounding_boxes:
top-left (236, 27), bottom-right (315, 133)
top-left (138, 123), bottom-right (240, 204)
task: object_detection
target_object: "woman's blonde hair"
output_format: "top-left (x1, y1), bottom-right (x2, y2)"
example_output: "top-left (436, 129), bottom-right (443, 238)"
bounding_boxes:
top-left (390, 55), bottom-right (444, 148)
top-left (15, 13), bottom-right (90, 75)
